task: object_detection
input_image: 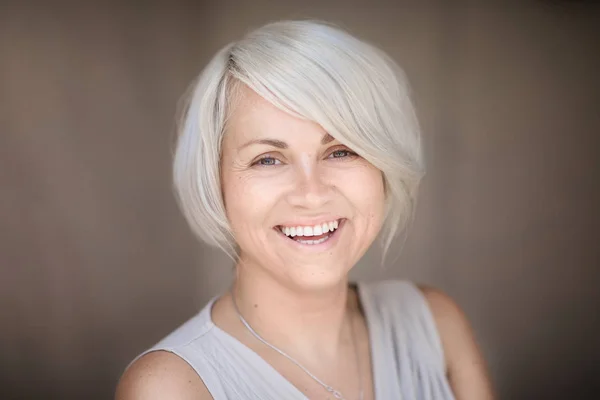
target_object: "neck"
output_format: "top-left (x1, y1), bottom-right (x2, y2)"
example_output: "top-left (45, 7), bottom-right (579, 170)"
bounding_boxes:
top-left (231, 258), bottom-right (356, 363)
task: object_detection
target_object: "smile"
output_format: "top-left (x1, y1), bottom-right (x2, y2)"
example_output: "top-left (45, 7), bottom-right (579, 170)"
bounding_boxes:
top-left (275, 219), bottom-right (344, 247)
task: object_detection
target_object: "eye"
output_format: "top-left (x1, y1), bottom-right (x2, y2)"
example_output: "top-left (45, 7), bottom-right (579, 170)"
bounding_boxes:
top-left (327, 148), bottom-right (357, 159)
top-left (252, 156), bottom-right (281, 167)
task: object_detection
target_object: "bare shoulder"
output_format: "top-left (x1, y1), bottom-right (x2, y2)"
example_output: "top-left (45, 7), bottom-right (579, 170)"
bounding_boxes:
top-left (417, 285), bottom-right (495, 400)
top-left (416, 285), bottom-right (473, 370)
top-left (417, 285), bottom-right (468, 338)
top-left (115, 351), bottom-right (213, 400)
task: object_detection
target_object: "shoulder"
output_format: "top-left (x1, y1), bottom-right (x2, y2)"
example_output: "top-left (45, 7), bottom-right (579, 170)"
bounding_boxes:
top-left (416, 284), bottom-right (495, 399)
top-left (115, 300), bottom-right (220, 400)
top-left (368, 280), bottom-right (475, 356)
top-left (115, 351), bottom-right (213, 400)
top-left (415, 285), bottom-right (478, 369)
top-left (360, 280), bottom-right (449, 359)
top-left (417, 285), bottom-right (469, 349)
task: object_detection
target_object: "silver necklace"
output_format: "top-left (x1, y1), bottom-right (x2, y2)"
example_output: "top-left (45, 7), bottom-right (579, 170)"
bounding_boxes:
top-left (231, 290), bottom-right (364, 400)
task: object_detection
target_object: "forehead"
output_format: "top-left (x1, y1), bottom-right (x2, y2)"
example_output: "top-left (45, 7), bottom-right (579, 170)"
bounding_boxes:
top-left (225, 84), bottom-right (326, 144)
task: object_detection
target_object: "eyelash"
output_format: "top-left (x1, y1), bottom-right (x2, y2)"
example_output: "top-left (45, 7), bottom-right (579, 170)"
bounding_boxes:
top-left (253, 155), bottom-right (281, 167)
top-left (251, 148), bottom-right (358, 167)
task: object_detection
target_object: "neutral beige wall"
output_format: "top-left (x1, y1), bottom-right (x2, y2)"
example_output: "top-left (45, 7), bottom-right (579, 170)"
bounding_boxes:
top-left (1, 1), bottom-right (598, 399)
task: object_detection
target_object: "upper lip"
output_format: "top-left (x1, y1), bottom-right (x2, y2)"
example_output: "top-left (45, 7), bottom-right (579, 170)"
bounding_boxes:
top-left (275, 216), bottom-right (343, 228)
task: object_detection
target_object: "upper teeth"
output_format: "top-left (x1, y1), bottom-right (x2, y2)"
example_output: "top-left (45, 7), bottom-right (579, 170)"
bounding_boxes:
top-left (280, 220), bottom-right (339, 237)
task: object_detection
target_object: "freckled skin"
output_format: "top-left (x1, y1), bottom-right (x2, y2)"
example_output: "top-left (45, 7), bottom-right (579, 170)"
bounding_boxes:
top-left (220, 86), bottom-right (386, 291)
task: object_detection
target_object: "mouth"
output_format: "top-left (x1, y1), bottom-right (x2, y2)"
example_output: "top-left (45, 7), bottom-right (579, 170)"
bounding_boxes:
top-left (273, 218), bottom-right (345, 248)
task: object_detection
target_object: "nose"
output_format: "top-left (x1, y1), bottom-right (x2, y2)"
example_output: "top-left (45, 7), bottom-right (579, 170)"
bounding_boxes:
top-left (285, 158), bottom-right (333, 209)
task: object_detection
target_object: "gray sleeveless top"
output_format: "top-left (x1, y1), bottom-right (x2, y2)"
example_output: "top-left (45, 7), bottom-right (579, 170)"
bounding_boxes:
top-left (131, 280), bottom-right (455, 399)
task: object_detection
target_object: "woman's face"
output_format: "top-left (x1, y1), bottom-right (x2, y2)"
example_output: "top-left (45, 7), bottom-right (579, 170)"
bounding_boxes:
top-left (221, 86), bottom-right (385, 290)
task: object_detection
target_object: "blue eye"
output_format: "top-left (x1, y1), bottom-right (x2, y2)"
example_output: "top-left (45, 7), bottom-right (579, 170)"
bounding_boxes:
top-left (329, 149), bottom-right (356, 159)
top-left (253, 156), bottom-right (280, 166)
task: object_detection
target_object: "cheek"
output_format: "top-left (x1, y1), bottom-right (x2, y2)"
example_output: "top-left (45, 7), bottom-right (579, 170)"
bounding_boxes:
top-left (364, 172), bottom-right (386, 224)
top-left (221, 165), bottom-right (251, 234)
top-left (222, 171), bottom-right (283, 233)
top-left (337, 166), bottom-right (386, 224)
top-left (222, 175), bottom-right (254, 232)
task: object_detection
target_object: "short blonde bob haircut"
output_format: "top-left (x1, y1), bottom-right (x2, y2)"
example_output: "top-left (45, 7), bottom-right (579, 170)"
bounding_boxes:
top-left (173, 20), bottom-right (424, 261)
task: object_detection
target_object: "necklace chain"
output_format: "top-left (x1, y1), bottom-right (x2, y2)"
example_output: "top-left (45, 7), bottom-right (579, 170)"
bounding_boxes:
top-left (231, 290), bottom-right (364, 400)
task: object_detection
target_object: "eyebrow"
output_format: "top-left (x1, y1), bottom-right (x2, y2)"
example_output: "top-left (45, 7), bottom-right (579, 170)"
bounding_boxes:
top-left (239, 133), bottom-right (335, 150)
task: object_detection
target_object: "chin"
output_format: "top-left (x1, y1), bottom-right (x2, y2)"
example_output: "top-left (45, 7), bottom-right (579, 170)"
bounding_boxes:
top-left (283, 260), bottom-right (352, 291)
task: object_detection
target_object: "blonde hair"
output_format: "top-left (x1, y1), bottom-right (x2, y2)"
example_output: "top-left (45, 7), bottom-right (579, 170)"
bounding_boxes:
top-left (173, 20), bottom-right (424, 261)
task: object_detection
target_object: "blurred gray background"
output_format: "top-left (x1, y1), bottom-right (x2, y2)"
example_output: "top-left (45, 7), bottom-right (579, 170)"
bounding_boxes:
top-left (1, 1), bottom-right (599, 399)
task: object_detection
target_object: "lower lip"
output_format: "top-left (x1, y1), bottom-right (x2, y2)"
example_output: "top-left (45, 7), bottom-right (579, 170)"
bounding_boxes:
top-left (274, 219), bottom-right (346, 252)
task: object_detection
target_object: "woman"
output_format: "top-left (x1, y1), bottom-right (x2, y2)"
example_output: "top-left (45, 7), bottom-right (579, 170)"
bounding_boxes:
top-left (117, 20), bottom-right (494, 400)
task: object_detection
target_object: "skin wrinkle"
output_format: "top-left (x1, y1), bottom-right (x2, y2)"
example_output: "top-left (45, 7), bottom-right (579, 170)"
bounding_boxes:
top-left (219, 84), bottom-right (385, 368)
